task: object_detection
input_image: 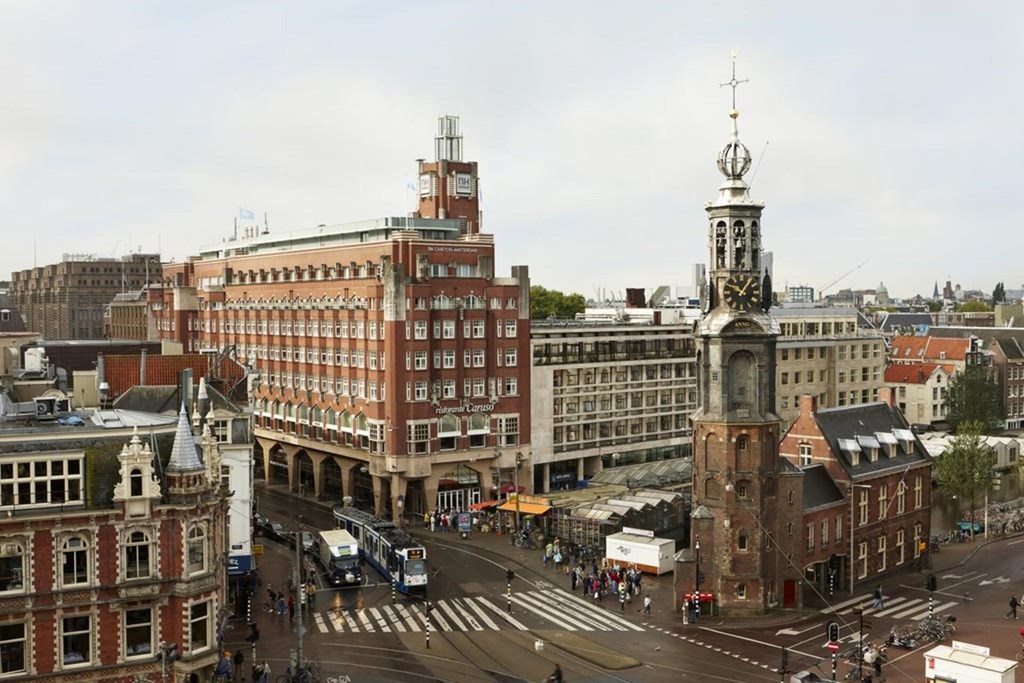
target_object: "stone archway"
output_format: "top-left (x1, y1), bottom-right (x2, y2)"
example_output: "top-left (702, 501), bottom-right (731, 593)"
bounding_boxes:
top-left (268, 445), bottom-right (289, 485)
top-left (252, 440), bottom-right (265, 481)
top-left (323, 457), bottom-right (344, 501)
top-left (295, 450), bottom-right (315, 495)
top-left (351, 464), bottom-right (373, 511)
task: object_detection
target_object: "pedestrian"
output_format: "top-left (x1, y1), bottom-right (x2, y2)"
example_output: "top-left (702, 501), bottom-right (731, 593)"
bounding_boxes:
top-left (872, 585), bottom-right (885, 610)
top-left (643, 593), bottom-right (652, 617)
top-left (276, 595), bottom-right (286, 621)
top-left (232, 649), bottom-right (244, 683)
top-left (305, 581), bottom-right (316, 607)
top-left (547, 663), bottom-right (563, 683)
top-left (1007, 594), bottom-right (1020, 620)
top-left (259, 661), bottom-right (271, 683)
top-left (287, 594), bottom-right (295, 621)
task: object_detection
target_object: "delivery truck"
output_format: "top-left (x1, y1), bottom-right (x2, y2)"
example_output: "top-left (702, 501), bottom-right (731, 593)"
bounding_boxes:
top-left (316, 529), bottom-right (363, 587)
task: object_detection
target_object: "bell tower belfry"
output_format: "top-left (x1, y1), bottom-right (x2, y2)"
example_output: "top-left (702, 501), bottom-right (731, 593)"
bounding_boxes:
top-left (689, 53), bottom-right (785, 615)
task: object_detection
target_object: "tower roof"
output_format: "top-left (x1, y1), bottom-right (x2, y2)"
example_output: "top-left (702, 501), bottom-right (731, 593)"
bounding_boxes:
top-left (166, 402), bottom-right (203, 472)
top-left (711, 53), bottom-right (758, 208)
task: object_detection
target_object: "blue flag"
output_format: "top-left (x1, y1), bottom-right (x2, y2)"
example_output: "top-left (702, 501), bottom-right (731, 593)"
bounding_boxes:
top-left (239, 208), bottom-right (255, 220)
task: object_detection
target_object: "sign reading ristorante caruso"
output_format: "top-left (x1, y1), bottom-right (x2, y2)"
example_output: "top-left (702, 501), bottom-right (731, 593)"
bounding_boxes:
top-left (434, 402), bottom-right (495, 416)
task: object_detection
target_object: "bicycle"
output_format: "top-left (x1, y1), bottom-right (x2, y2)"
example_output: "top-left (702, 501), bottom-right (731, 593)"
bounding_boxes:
top-left (278, 659), bottom-right (320, 683)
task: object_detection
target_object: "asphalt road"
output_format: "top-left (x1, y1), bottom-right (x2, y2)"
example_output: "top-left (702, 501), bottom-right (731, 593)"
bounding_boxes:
top-left (238, 487), bottom-right (1024, 682)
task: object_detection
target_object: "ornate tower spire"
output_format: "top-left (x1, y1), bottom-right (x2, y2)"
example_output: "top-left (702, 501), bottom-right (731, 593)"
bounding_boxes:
top-left (167, 403), bottom-right (203, 472)
top-left (713, 50), bottom-right (754, 206)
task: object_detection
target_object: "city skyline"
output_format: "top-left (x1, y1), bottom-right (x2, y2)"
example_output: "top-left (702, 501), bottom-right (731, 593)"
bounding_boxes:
top-left (2, 1), bottom-right (1020, 300)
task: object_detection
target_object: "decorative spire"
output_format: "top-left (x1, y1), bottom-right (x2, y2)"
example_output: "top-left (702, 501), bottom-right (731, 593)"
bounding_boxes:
top-left (717, 50), bottom-right (752, 181)
top-left (167, 402), bottom-right (203, 472)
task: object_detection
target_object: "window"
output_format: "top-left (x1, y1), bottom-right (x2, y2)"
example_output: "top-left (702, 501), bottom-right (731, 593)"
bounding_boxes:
top-left (0, 454), bottom-right (84, 508)
top-left (414, 351), bottom-right (427, 370)
top-left (877, 535), bottom-right (887, 572)
top-left (189, 601), bottom-right (211, 653)
top-left (414, 381), bottom-right (428, 401)
top-left (124, 530), bottom-right (151, 580)
top-left (498, 416), bottom-right (519, 447)
top-left (468, 412), bottom-right (489, 448)
top-left (472, 320), bottom-right (485, 338)
top-left (62, 536), bottom-right (89, 587)
top-left (62, 614), bottom-right (91, 666)
top-left (442, 320), bottom-right (456, 339)
top-left (0, 623), bottom-right (25, 675)
top-left (858, 541), bottom-right (868, 579)
top-left (187, 525), bottom-right (207, 575)
top-left (807, 523), bottom-right (814, 551)
top-left (504, 348), bottom-right (517, 367)
top-left (858, 490), bottom-right (868, 526)
top-left (878, 484), bottom-right (888, 519)
top-left (438, 415), bottom-right (460, 451)
top-left (896, 481), bottom-right (906, 514)
top-left (442, 350), bottom-right (456, 368)
top-left (835, 515), bottom-right (842, 543)
top-left (798, 443), bottom-right (812, 466)
top-left (0, 542), bottom-right (24, 593)
top-left (414, 320), bottom-right (427, 340)
top-left (737, 533), bottom-right (748, 551)
top-left (913, 523), bottom-right (923, 558)
top-left (737, 584), bottom-right (747, 600)
top-left (408, 423), bottom-right (430, 455)
top-left (914, 476), bottom-right (923, 509)
top-left (505, 377), bottom-right (518, 395)
top-left (781, 372), bottom-right (789, 385)
top-left (505, 319), bottom-right (517, 337)
top-left (896, 529), bottom-right (905, 566)
top-left (820, 520), bottom-right (828, 547)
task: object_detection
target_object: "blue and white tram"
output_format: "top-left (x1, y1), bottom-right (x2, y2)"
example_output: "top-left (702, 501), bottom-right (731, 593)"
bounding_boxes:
top-left (332, 507), bottom-right (427, 593)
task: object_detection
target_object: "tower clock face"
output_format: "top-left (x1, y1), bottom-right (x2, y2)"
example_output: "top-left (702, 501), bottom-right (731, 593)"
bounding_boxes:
top-left (723, 274), bottom-right (761, 311)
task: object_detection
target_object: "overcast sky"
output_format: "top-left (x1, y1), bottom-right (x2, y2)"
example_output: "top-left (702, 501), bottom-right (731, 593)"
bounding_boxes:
top-left (2, 1), bottom-right (1020, 301)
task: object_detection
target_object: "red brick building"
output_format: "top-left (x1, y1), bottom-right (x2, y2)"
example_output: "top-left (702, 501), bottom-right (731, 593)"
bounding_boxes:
top-left (149, 116), bottom-right (531, 519)
top-left (778, 392), bottom-right (932, 597)
top-left (0, 405), bottom-right (230, 681)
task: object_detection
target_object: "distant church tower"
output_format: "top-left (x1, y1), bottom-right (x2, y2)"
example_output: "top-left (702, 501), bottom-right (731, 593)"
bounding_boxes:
top-left (689, 55), bottom-right (786, 615)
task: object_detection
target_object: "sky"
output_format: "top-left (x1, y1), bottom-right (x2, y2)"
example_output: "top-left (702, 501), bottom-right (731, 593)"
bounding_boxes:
top-left (2, 1), bottom-right (1021, 301)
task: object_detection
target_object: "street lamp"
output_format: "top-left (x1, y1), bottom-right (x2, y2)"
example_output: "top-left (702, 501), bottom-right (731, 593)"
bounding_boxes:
top-left (513, 451), bottom-right (524, 534)
top-left (848, 483), bottom-right (872, 594)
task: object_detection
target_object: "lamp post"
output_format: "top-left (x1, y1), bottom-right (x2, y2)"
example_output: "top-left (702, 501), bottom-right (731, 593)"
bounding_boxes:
top-left (849, 483), bottom-right (872, 594)
top-left (513, 451), bottom-right (524, 534)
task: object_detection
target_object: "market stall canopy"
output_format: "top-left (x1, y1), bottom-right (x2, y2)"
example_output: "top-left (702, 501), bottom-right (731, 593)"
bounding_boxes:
top-left (498, 501), bottom-right (551, 515)
top-left (468, 501), bottom-right (499, 511)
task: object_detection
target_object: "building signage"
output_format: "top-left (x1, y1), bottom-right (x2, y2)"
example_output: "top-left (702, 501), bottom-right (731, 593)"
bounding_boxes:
top-left (419, 175), bottom-right (432, 196)
top-left (434, 402), bottom-right (494, 415)
top-left (426, 245), bottom-right (480, 254)
top-left (622, 527), bottom-right (655, 538)
top-left (550, 472), bottom-right (575, 483)
top-left (228, 554), bottom-right (253, 575)
top-left (455, 173), bottom-right (472, 195)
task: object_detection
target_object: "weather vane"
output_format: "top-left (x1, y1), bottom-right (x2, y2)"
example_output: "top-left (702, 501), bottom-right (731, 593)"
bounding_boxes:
top-left (720, 48), bottom-right (748, 111)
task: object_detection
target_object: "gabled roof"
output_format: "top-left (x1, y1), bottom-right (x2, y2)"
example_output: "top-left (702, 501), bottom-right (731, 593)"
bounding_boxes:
top-left (994, 337), bottom-right (1024, 360)
top-left (884, 363), bottom-right (954, 384)
top-left (878, 313), bottom-right (932, 333)
top-left (105, 353), bottom-right (247, 402)
top-left (924, 337), bottom-right (969, 362)
top-left (802, 464), bottom-right (845, 510)
top-left (890, 335), bottom-right (927, 361)
top-left (813, 402), bottom-right (931, 477)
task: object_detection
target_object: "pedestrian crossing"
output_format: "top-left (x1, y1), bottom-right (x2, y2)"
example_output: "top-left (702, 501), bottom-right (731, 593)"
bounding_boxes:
top-left (829, 595), bottom-right (959, 621)
top-left (311, 589), bottom-right (647, 635)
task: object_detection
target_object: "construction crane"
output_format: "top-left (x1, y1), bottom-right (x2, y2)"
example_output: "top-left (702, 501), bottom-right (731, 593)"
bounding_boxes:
top-left (818, 259), bottom-right (870, 296)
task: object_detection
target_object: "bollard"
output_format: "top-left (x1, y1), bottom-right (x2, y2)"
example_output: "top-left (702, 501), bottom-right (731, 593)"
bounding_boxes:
top-left (392, 577), bottom-right (396, 605)
top-left (507, 580), bottom-right (512, 613)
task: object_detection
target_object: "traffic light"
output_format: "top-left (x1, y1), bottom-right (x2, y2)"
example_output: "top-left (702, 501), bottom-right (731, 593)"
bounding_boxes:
top-left (506, 568), bottom-right (515, 583)
top-left (926, 574), bottom-right (937, 592)
top-left (245, 622), bottom-right (260, 643)
top-left (827, 621), bottom-right (840, 642)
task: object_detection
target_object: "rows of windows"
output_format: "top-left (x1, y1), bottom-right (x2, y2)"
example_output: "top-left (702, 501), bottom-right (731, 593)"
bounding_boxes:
top-left (0, 525), bottom-right (208, 597)
top-left (533, 335), bottom-right (695, 366)
top-left (0, 455), bottom-right (84, 509)
top-left (0, 600), bottom-right (213, 676)
top-left (856, 523), bottom-right (924, 579)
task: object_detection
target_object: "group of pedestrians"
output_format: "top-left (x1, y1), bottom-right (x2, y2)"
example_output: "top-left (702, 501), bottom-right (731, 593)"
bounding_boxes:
top-left (568, 560), bottom-right (645, 608)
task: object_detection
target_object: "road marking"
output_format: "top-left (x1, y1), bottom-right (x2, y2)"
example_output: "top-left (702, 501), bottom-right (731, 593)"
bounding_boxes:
top-left (314, 613), bottom-right (328, 634)
top-left (874, 597), bottom-right (920, 617)
top-left (820, 593), bottom-right (872, 614)
top-left (979, 576), bottom-right (1010, 586)
top-left (464, 597), bottom-right (501, 630)
top-left (475, 595), bottom-right (530, 630)
top-left (357, 610), bottom-right (375, 632)
top-left (511, 594), bottom-right (579, 630)
top-left (839, 598), bottom-right (876, 615)
top-left (381, 606), bottom-right (406, 632)
top-left (369, 607), bottom-right (391, 632)
top-left (889, 601), bottom-right (935, 620)
top-left (1008, 538), bottom-right (1024, 546)
top-left (545, 589), bottom-right (646, 632)
top-left (328, 611), bottom-right (344, 632)
top-left (394, 604), bottom-right (422, 632)
top-left (343, 613), bottom-right (359, 632)
top-left (699, 627), bottom-right (820, 661)
top-left (429, 605), bottom-right (452, 632)
top-left (451, 599), bottom-right (484, 631)
top-left (518, 592), bottom-right (601, 631)
top-left (529, 592), bottom-right (611, 631)
top-left (910, 601), bottom-right (957, 620)
top-left (437, 600), bottom-right (468, 631)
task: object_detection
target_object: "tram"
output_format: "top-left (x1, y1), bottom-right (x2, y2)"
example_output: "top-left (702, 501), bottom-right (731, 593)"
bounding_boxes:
top-left (332, 507), bottom-right (427, 593)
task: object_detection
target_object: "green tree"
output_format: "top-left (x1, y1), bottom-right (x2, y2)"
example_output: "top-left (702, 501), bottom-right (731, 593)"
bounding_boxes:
top-left (926, 301), bottom-right (942, 312)
top-left (932, 421), bottom-right (996, 539)
top-left (955, 301), bottom-right (992, 313)
top-left (992, 282), bottom-right (1006, 305)
top-left (945, 364), bottom-right (1002, 431)
top-left (530, 286), bottom-right (586, 320)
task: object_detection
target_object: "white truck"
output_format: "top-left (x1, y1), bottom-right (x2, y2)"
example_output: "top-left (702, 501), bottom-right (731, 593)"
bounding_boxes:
top-left (316, 529), bottom-right (363, 587)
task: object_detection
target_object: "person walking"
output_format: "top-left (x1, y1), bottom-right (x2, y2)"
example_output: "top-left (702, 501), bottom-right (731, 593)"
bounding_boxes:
top-left (873, 585), bottom-right (885, 610)
top-left (1007, 594), bottom-right (1020, 620)
top-left (547, 663), bottom-right (563, 683)
top-left (305, 581), bottom-right (316, 607)
top-left (643, 593), bottom-right (652, 617)
top-left (275, 595), bottom-right (286, 622)
top-left (232, 649), bottom-right (244, 683)
top-left (287, 594), bottom-right (295, 622)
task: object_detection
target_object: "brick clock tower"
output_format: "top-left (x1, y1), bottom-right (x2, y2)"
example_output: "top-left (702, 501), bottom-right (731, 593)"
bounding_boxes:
top-left (687, 57), bottom-right (788, 616)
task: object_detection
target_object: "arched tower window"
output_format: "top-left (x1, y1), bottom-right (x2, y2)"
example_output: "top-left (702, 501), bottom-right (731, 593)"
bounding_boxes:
top-left (714, 221), bottom-right (727, 268)
top-left (727, 351), bottom-right (756, 411)
top-left (732, 220), bottom-right (746, 268)
top-left (130, 468), bottom-right (143, 497)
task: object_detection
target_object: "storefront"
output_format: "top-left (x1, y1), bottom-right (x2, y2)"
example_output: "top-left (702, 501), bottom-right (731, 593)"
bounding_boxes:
top-left (436, 464), bottom-right (482, 511)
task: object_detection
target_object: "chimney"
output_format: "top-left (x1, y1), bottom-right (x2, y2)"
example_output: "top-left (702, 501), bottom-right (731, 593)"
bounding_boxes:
top-left (625, 288), bottom-right (646, 309)
top-left (879, 386), bottom-right (895, 407)
top-left (799, 393), bottom-right (817, 416)
top-left (139, 349), bottom-right (147, 386)
top-left (97, 353), bottom-right (109, 408)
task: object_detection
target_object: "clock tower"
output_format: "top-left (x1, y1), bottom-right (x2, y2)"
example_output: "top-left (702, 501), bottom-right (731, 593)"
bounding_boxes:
top-left (689, 56), bottom-right (786, 615)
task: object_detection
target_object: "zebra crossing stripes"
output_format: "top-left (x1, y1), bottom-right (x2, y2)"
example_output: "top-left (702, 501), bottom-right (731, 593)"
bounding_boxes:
top-left (312, 589), bottom-right (648, 634)
top-left (910, 601), bottom-right (956, 620)
top-left (873, 597), bottom-right (919, 617)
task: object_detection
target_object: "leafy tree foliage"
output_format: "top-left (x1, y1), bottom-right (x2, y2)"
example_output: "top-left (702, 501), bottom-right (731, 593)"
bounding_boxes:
top-left (932, 421), bottom-right (997, 539)
top-left (956, 301), bottom-right (992, 313)
top-left (926, 301), bottom-right (942, 312)
top-left (530, 286), bottom-right (586, 320)
top-left (945, 365), bottom-right (1002, 431)
top-left (992, 282), bottom-right (1006, 305)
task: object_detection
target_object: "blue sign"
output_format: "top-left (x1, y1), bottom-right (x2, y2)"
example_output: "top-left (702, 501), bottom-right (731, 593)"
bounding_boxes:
top-left (456, 512), bottom-right (472, 533)
top-left (228, 554), bottom-right (253, 575)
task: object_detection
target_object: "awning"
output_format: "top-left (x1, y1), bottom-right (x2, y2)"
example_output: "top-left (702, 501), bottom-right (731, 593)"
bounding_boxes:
top-left (498, 501), bottom-right (551, 515)
top-left (468, 500), bottom-right (499, 511)
top-left (498, 483), bottom-right (525, 494)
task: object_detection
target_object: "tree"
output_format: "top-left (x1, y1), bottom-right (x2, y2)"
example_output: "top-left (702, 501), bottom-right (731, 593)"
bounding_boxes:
top-left (926, 301), bottom-right (942, 313)
top-left (992, 282), bottom-right (1006, 305)
top-left (955, 301), bottom-right (992, 313)
top-left (530, 286), bottom-right (586, 320)
top-left (932, 421), bottom-right (996, 540)
top-left (945, 364), bottom-right (1002, 431)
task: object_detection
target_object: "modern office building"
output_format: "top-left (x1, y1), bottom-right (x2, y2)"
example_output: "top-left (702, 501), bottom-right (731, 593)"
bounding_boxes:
top-left (530, 319), bottom-right (697, 492)
top-left (9, 253), bottom-right (162, 340)
top-left (150, 116), bottom-right (531, 519)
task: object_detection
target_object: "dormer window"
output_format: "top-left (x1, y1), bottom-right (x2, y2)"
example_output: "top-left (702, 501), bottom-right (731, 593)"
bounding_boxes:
top-left (130, 468), bottom-right (143, 497)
